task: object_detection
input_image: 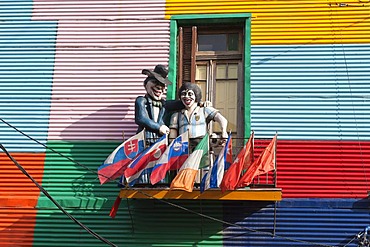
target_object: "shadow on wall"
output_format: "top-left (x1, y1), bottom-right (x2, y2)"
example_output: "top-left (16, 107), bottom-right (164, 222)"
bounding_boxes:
top-left (59, 104), bottom-right (136, 141)
top-left (36, 105), bottom-right (278, 246)
top-left (37, 143), bottom-right (276, 246)
top-left (118, 199), bottom-right (275, 246)
top-left (352, 198), bottom-right (370, 212)
top-left (42, 104), bottom-right (136, 203)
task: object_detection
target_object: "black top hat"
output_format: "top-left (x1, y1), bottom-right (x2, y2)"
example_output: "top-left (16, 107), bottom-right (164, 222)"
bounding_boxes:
top-left (142, 65), bottom-right (171, 85)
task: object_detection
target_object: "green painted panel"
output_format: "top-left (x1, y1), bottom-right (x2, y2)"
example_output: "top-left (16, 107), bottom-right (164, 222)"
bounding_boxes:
top-left (34, 200), bottom-right (223, 246)
top-left (37, 141), bottom-right (121, 208)
top-left (34, 141), bottom-right (223, 246)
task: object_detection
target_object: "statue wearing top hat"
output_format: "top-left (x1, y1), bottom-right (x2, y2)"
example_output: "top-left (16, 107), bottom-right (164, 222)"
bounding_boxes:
top-left (135, 64), bottom-right (183, 145)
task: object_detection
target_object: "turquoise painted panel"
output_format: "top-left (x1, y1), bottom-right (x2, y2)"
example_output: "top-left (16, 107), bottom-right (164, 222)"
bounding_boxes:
top-left (0, 0), bottom-right (33, 21)
top-left (250, 44), bottom-right (370, 141)
top-left (0, 21), bottom-right (57, 152)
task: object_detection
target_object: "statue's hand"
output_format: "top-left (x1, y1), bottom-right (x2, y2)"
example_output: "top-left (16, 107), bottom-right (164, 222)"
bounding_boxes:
top-left (219, 133), bottom-right (228, 146)
top-left (159, 125), bottom-right (170, 135)
top-left (199, 101), bottom-right (212, 107)
top-left (221, 132), bottom-right (228, 139)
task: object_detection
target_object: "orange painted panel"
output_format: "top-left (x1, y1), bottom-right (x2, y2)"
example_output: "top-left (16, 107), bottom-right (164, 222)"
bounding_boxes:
top-left (0, 209), bottom-right (37, 247)
top-left (0, 153), bottom-right (45, 208)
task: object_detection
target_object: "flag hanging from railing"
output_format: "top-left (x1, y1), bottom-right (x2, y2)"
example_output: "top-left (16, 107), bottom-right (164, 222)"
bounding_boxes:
top-left (200, 134), bottom-right (232, 192)
top-left (237, 134), bottom-right (277, 188)
top-left (150, 132), bottom-right (189, 185)
top-left (124, 134), bottom-right (168, 186)
top-left (220, 132), bottom-right (254, 191)
top-left (97, 130), bottom-right (145, 184)
top-left (170, 134), bottom-right (209, 192)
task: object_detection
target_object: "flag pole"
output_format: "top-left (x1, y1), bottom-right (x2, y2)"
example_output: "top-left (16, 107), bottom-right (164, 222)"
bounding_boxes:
top-left (273, 131), bottom-right (278, 236)
top-left (274, 131), bottom-right (278, 188)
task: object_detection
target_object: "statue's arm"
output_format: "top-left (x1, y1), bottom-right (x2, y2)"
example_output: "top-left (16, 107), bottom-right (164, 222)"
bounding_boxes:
top-left (135, 97), bottom-right (161, 133)
top-left (213, 112), bottom-right (228, 139)
top-left (169, 112), bottom-right (179, 139)
top-left (165, 100), bottom-right (184, 111)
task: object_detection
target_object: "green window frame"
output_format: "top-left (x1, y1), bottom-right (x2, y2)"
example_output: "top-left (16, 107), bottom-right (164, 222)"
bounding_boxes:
top-left (167, 13), bottom-right (252, 138)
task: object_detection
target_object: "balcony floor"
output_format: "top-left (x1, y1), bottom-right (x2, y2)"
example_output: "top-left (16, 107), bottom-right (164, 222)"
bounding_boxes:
top-left (119, 187), bottom-right (282, 201)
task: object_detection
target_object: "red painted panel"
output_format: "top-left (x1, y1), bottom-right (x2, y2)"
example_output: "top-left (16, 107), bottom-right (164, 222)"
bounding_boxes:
top-left (254, 139), bottom-right (370, 198)
top-left (0, 209), bottom-right (37, 247)
top-left (0, 153), bottom-right (45, 207)
top-left (0, 153), bottom-right (44, 246)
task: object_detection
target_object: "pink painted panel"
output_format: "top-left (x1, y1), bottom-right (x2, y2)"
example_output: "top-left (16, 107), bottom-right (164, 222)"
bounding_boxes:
top-left (32, 0), bottom-right (166, 21)
top-left (48, 20), bottom-right (170, 140)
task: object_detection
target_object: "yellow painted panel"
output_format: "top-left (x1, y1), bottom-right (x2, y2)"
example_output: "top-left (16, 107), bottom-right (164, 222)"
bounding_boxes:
top-left (165, 0), bottom-right (370, 44)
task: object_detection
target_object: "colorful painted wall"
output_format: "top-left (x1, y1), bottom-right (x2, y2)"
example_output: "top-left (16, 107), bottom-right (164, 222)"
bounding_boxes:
top-left (1, 0), bottom-right (369, 246)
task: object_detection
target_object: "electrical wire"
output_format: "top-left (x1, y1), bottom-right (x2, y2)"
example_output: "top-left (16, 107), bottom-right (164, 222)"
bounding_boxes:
top-left (0, 117), bottom-right (361, 247)
top-left (132, 188), bottom-right (337, 247)
top-left (0, 118), bottom-right (108, 181)
top-left (0, 143), bottom-right (117, 247)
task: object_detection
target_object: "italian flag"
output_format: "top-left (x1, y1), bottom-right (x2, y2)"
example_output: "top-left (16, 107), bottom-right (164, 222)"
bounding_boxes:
top-left (170, 134), bottom-right (209, 192)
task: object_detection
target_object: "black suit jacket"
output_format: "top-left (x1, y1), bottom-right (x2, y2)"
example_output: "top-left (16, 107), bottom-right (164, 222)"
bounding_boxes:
top-left (135, 95), bottom-right (183, 144)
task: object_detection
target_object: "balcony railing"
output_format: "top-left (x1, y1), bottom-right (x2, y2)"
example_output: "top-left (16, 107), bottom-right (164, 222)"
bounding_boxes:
top-left (120, 138), bottom-right (282, 201)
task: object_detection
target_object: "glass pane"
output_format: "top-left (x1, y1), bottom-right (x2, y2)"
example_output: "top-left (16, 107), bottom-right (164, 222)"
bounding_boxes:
top-left (196, 65), bottom-right (207, 80)
top-left (198, 34), bottom-right (227, 51)
top-left (214, 79), bottom-right (237, 132)
top-left (195, 64), bottom-right (208, 101)
top-left (216, 64), bottom-right (227, 79)
top-left (228, 33), bottom-right (239, 51)
top-left (196, 81), bottom-right (207, 101)
top-left (228, 64), bottom-right (238, 79)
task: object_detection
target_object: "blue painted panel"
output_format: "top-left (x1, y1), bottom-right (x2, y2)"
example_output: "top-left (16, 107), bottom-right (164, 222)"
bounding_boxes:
top-left (250, 44), bottom-right (370, 141)
top-left (223, 199), bottom-right (370, 247)
top-left (0, 21), bottom-right (57, 152)
top-left (0, 0), bottom-right (33, 21)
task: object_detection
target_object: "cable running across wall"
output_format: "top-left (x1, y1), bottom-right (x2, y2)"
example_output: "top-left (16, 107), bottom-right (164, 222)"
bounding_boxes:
top-left (0, 143), bottom-right (117, 247)
top-left (0, 117), bottom-right (360, 247)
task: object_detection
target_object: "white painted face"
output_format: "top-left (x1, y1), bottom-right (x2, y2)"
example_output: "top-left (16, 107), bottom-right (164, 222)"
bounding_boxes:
top-left (180, 89), bottom-right (196, 109)
top-left (145, 80), bottom-right (165, 101)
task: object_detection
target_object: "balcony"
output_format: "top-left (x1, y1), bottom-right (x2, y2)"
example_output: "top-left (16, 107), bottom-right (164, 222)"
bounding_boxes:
top-left (118, 137), bottom-right (282, 201)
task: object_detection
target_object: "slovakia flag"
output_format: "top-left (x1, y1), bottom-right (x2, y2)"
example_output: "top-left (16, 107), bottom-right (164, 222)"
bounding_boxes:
top-left (124, 134), bottom-right (168, 186)
top-left (98, 130), bottom-right (145, 184)
top-left (150, 132), bottom-right (189, 185)
top-left (200, 134), bottom-right (232, 192)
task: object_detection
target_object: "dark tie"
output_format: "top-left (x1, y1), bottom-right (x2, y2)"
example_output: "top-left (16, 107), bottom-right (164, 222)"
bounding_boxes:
top-left (152, 101), bottom-right (162, 108)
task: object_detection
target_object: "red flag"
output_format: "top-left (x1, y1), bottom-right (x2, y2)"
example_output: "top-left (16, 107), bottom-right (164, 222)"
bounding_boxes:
top-left (109, 196), bottom-right (122, 218)
top-left (243, 131), bottom-right (254, 170)
top-left (237, 134), bottom-right (277, 188)
top-left (220, 132), bottom-right (254, 191)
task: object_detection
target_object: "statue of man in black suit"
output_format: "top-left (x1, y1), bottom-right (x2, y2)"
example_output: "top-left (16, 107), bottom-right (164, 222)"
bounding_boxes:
top-left (135, 64), bottom-right (182, 146)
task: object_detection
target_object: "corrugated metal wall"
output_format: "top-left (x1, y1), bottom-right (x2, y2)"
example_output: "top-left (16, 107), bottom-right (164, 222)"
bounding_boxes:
top-left (165, 0), bottom-right (370, 45)
top-left (257, 139), bottom-right (370, 198)
top-left (1, 0), bottom-right (370, 246)
top-left (0, 19), bottom-right (57, 152)
top-left (250, 44), bottom-right (370, 140)
top-left (223, 199), bottom-right (370, 247)
top-left (46, 18), bottom-right (170, 140)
